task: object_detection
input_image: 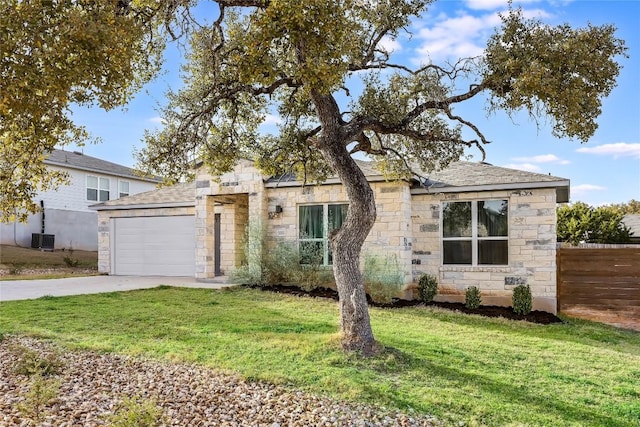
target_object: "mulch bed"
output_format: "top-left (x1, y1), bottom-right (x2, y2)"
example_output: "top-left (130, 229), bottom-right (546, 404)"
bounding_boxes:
top-left (250, 284), bottom-right (563, 325)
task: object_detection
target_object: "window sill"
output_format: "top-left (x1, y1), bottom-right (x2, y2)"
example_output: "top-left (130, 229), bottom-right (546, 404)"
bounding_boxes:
top-left (440, 265), bottom-right (510, 273)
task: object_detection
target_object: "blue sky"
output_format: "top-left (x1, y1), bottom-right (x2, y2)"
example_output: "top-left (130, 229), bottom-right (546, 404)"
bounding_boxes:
top-left (67, 0), bottom-right (639, 206)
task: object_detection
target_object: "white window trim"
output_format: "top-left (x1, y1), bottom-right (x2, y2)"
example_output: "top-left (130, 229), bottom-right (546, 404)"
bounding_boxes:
top-left (87, 175), bottom-right (110, 202)
top-left (441, 199), bottom-right (509, 266)
top-left (298, 203), bottom-right (347, 266)
top-left (118, 180), bottom-right (130, 198)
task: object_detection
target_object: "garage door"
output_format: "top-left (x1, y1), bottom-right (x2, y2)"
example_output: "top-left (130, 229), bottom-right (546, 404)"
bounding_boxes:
top-left (112, 216), bottom-right (195, 276)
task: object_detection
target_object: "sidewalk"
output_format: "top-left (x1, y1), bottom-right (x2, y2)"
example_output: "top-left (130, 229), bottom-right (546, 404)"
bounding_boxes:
top-left (0, 275), bottom-right (232, 302)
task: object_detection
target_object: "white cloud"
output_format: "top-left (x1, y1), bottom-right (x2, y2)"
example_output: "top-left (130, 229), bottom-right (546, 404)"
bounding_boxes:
top-left (576, 143), bottom-right (640, 159)
top-left (380, 36), bottom-right (402, 54)
top-left (262, 114), bottom-right (282, 126)
top-left (465, 0), bottom-right (543, 11)
top-left (572, 184), bottom-right (607, 195)
top-left (511, 154), bottom-right (571, 165)
top-left (413, 12), bottom-right (502, 62)
top-left (411, 4), bottom-right (551, 63)
top-left (148, 116), bottom-right (165, 124)
top-left (503, 163), bottom-right (542, 172)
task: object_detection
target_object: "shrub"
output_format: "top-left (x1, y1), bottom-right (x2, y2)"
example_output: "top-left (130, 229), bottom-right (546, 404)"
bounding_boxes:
top-left (17, 373), bottom-right (61, 424)
top-left (10, 344), bottom-right (64, 377)
top-left (417, 274), bottom-right (438, 303)
top-left (105, 396), bottom-right (165, 427)
top-left (362, 254), bottom-right (403, 304)
top-left (63, 256), bottom-right (79, 267)
top-left (465, 286), bottom-right (482, 309)
top-left (512, 284), bottom-right (533, 315)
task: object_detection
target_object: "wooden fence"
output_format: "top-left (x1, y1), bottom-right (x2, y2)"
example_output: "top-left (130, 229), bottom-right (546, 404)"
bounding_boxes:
top-left (557, 247), bottom-right (640, 314)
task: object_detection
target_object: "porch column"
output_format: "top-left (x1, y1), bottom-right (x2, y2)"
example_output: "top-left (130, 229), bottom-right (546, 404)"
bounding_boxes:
top-left (195, 194), bottom-right (216, 279)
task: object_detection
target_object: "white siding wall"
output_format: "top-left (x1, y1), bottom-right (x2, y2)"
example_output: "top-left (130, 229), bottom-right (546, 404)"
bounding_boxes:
top-left (0, 165), bottom-right (158, 251)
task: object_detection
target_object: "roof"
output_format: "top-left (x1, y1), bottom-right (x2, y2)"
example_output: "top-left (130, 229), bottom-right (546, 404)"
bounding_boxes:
top-left (94, 160), bottom-right (570, 210)
top-left (91, 182), bottom-right (195, 211)
top-left (45, 149), bottom-right (161, 183)
top-left (267, 160), bottom-right (570, 202)
top-left (622, 214), bottom-right (640, 237)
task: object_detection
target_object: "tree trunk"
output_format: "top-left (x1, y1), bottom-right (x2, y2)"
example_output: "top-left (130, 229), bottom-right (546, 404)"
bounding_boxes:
top-left (320, 140), bottom-right (379, 355)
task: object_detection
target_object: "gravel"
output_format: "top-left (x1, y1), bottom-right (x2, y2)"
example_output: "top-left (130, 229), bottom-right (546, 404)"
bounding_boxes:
top-left (0, 336), bottom-right (439, 426)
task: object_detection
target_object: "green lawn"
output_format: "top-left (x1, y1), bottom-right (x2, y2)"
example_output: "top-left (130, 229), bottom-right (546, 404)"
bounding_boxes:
top-left (1, 286), bottom-right (638, 426)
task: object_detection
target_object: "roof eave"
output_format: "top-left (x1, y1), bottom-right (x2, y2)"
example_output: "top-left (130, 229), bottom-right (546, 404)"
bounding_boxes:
top-left (44, 160), bottom-right (161, 183)
top-left (410, 180), bottom-right (571, 203)
top-left (91, 201), bottom-right (195, 211)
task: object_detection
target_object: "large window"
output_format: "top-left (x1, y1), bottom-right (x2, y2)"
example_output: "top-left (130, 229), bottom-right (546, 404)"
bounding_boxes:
top-left (87, 175), bottom-right (110, 202)
top-left (299, 204), bottom-right (348, 265)
top-left (442, 200), bottom-right (508, 265)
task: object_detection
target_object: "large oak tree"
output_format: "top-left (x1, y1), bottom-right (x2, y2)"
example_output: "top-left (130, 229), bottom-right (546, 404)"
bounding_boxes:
top-left (2, 0), bottom-right (626, 354)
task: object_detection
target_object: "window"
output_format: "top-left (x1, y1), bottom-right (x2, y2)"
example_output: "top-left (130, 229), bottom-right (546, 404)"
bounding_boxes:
top-left (299, 204), bottom-right (348, 265)
top-left (442, 199), bottom-right (508, 265)
top-left (87, 175), bottom-right (110, 202)
top-left (119, 181), bottom-right (130, 198)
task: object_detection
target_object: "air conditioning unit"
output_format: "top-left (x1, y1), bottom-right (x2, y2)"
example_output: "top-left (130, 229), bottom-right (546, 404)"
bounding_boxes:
top-left (31, 233), bottom-right (55, 251)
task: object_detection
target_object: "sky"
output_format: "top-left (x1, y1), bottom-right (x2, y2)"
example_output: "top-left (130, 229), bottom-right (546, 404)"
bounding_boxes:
top-left (66, 0), bottom-right (640, 207)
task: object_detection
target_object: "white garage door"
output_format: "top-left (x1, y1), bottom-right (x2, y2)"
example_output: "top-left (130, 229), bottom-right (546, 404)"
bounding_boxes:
top-left (112, 216), bottom-right (195, 276)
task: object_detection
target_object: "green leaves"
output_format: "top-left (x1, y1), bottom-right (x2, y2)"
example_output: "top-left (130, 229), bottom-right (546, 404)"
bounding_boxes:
top-left (557, 201), bottom-right (633, 245)
top-left (484, 7), bottom-right (627, 141)
top-left (1, 0), bottom-right (164, 219)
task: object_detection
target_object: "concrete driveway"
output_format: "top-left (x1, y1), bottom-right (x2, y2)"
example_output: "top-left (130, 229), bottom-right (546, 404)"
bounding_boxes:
top-left (0, 275), bottom-right (232, 302)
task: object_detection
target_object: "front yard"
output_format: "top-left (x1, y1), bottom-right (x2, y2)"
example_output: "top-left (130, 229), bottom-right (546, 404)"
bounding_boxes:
top-left (1, 286), bottom-right (638, 426)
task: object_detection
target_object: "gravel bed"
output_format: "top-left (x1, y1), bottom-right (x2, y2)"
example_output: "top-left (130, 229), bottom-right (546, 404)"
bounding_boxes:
top-left (0, 336), bottom-right (438, 426)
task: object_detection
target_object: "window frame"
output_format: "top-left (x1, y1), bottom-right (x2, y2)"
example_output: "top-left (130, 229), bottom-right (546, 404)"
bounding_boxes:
top-left (298, 203), bottom-right (348, 266)
top-left (118, 180), bottom-right (130, 198)
top-left (441, 199), bottom-right (509, 266)
top-left (86, 175), bottom-right (110, 202)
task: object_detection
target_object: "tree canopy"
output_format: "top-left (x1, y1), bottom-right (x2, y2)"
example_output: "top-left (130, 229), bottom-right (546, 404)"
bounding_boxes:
top-left (1, 0), bottom-right (627, 354)
top-left (557, 201), bottom-right (637, 245)
top-left (0, 0), bottom-right (163, 221)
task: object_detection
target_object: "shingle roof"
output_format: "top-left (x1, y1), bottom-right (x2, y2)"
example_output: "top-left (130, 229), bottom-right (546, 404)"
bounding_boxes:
top-left (45, 149), bottom-right (160, 183)
top-left (94, 160), bottom-right (570, 210)
top-left (92, 182), bottom-right (195, 210)
top-left (622, 214), bottom-right (640, 237)
top-left (419, 161), bottom-right (566, 188)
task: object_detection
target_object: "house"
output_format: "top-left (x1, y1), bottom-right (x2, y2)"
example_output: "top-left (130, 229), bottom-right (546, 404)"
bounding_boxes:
top-left (0, 149), bottom-right (161, 251)
top-left (622, 214), bottom-right (640, 244)
top-left (93, 160), bottom-right (569, 314)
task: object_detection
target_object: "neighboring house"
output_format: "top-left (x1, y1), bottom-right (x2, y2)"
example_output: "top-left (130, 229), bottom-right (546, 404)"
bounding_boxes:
top-left (93, 160), bottom-right (569, 314)
top-left (0, 149), bottom-right (161, 251)
top-left (622, 214), bottom-right (640, 243)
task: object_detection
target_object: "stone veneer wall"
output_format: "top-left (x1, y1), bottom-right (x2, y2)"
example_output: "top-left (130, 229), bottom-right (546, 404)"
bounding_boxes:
top-left (262, 180), bottom-right (414, 284)
top-left (411, 188), bottom-right (558, 313)
top-left (96, 207), bottom-right (195, 274)
top-left (195, 160), bottom-right (266, 279)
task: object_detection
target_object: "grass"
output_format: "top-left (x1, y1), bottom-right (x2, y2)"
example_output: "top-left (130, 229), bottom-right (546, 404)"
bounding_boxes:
top-left (1, 286), bottom-right (639, 426)
top-left (0, 244), bottom-right (98, 279)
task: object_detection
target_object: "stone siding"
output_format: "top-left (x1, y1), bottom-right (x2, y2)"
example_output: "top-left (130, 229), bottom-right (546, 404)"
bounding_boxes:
top-left (411, 188), bottom-right (558, 313)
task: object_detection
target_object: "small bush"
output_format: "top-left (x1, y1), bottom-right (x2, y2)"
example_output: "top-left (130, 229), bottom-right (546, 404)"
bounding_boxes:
top-left (63, 256), bottom-right (79, 267)
top-left (512, 284), bottom-right (533, 315)
top-left (105, 396), bottom-right (165, 427)
top-left (362, 254), bottom-right (403, 304)
top-left (465, 286), bottom-right (482, 309)
top-left (9, 266), bottom-right (23, 275)
top-left (17, 372), bottom-right (61, 423)
top-left (11, 344), bottom-right (65, 377)
top-left (417, 274), bottom-right (438, 303)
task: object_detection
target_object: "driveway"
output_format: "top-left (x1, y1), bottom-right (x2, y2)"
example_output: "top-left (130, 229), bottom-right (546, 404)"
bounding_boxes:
top-left (0, 275), bottom-right (232, 302)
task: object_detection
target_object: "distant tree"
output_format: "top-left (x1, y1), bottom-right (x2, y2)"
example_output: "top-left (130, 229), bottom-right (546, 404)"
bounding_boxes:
top-left (2, 1), bottom-right (627, 354)
top-left (557, 202), bottom-right (632, 245)
top-left (607, 199), bottom-right (640, 215)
